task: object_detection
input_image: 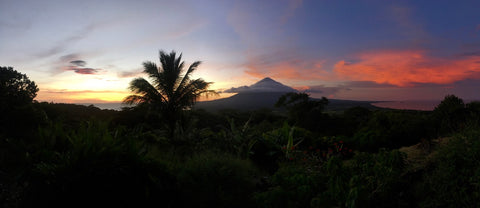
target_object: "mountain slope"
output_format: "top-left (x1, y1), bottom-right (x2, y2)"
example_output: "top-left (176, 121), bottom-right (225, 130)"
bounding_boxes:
top-left (223, 77), bottom-right (296, 93)
top-left (195, 77), bottom-right (378, 112)
top-left (195, 92), bottom-right (288, 111)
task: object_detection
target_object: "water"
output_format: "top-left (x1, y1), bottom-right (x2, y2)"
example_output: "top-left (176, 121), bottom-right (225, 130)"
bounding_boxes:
top-left (82, 99), bottom-right (477, 111)
top-left (77, 103), bottom-right (125, 111)
top-left (372, 100), bottom-right (441, 111)
top-left (84, 101), bottom-right (440, 111)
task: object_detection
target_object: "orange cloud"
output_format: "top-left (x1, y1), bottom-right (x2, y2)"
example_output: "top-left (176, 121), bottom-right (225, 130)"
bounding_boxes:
top-left (245, 59), bottom-right (329, 80)
top-left (334, 50), bottom-right (480, 87)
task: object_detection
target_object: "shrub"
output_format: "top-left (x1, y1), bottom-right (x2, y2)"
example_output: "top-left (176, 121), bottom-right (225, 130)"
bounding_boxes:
top-left (20, 122), bottom-right (176, 207)
top-left (255, 164), bottom-right (324, 208)
top-left (418, 128), bottom-right (480, 208)
top-left (176, 152), bottom-right (259, 208)
top-left (346, 149), bottom-right (408, 207)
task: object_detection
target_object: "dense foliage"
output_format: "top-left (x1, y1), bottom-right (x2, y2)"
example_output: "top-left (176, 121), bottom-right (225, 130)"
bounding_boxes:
top-left (2, 66), bottom-right (479, 207)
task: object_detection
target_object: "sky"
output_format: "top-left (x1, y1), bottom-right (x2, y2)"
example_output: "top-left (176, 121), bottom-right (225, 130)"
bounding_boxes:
top-left (1, 0), bottom-right (480, 103)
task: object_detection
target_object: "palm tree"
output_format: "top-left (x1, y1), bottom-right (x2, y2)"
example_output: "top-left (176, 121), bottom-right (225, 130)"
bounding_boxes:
top-left (123, 50), bottom-right (216, 137)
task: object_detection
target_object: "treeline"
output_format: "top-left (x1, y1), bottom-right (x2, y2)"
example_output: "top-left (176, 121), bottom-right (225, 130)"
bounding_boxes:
top-left (2, 62), bottom-right (480, 207)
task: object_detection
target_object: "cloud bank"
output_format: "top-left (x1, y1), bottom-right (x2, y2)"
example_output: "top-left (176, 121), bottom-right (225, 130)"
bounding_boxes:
top-left (334, 50), bottom-right (480, 87)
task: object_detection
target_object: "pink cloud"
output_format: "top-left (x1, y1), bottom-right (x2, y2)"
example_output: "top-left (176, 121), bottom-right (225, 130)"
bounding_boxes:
top-left (334, 50), bottom-right (480, 87)
top-left (244, 52), bottom-right (329, 80)
top-left (63, 66), bottom-right (101, 75)
top-left (245, 60), bottom-right (329, 80)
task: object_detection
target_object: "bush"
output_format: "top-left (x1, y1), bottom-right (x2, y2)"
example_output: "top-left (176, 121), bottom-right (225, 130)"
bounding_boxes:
top-left (176, 152), bottom-right (259, 208)
top-left (351, 110), bottom-right (433, 151)
top-left (255, 164), bottom-right (324, 208)
top-left (256, 149), bottom-right (408, 208)
top-left (347, 149), bottom-right (408, 207)
top-left (20, 122), bottom-right (177, 207)
top-left (418, 128), bottom-right (480, 208)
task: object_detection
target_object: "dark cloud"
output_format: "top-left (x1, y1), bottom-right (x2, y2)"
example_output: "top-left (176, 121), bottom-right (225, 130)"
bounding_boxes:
top-left (64, 66), bottom-right (100, 75)
top-left (458, 51), bottom-right (480, 57)
top-left (461, 42), bottom-right (480, 50)
top-left (60, 53), bottom-right (81, 62)
top-left (72, 67), bottom-right (98, 74)
top-left (302, 85), bottom-right (347, 95)
top-left (344, 81), bottom-right (396, 88)
top-left (70, 60), bottom-right (86, 66)
top-left (223, 86), bottom-right (250, 93)
top-left (57, 55), bottom-right (102, 75)
top-left (409, 78), bottom-right (480, 88)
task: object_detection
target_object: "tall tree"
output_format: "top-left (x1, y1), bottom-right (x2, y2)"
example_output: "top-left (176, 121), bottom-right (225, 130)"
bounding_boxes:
top-left (0, 66), bottom-right (41, 138)
top-left (123, 50), bottom-right (216, 137)
top-left (433, 94), bottom-right (466, 133)
top-left (0, 66), bottom-right (38, 108)
top-left (275, 92), bottom-right (329, 129)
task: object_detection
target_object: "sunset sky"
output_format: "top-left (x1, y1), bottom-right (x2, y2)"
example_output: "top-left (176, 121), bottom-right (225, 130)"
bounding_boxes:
top-left (1, 0), bottom-right (480, 103)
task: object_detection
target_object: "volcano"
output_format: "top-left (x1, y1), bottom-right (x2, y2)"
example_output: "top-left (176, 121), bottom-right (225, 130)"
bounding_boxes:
top-left (195, 77), bottom-right (377, 112)
top-left (222, 77), bottom-right (297, 93)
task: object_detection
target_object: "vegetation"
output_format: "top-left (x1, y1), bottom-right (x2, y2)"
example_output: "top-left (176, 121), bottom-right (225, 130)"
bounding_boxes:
top-left (123, 50), bottom-right (216, 138)
top-left (2, 63), bottom-right (480, 207)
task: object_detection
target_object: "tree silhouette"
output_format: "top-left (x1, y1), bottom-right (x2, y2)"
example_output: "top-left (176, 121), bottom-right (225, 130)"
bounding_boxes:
top-left (123, 50), bottom-right (216, 137)
top-left (0, 66), bottom-right (38, 108)
top-left (433, 94), bottom-right (466, 133)
top-left (275, 92), bottom-right (328, 128)
top-left (0, 66), bottom-right (40, 138)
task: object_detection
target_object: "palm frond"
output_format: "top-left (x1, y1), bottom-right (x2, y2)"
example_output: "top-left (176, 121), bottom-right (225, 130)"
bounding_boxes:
top-left (142, 62), bottom-right (162, 88)
top-left (123, 95), bottom-right (146, 105)
top-left (127, 77), bottom-right (165, 103)
top-left (125, 50), bottom-right (215, 113)
top-left (176, 79), bottom-right (217, 108)
top-left (175, 61), bottom-right (201, 98)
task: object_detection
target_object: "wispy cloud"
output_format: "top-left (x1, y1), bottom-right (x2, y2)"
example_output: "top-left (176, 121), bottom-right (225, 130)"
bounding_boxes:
top-left (280, 0), bottom-right (303, 24)
top-left (35, 30), bottom-right (88, 58)
top-left (243, 51), bottom-right (329, 80)
top-left (34, 22), bottom-right (107, 59)
top-left (117, 68), bottom-right (144, 78)
top-left (389, 4), bottom-right (429, 44)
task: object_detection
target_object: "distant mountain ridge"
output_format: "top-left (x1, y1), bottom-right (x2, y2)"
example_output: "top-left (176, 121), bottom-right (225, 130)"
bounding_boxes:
top-left (196, 77), bottom-right (378, 112)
